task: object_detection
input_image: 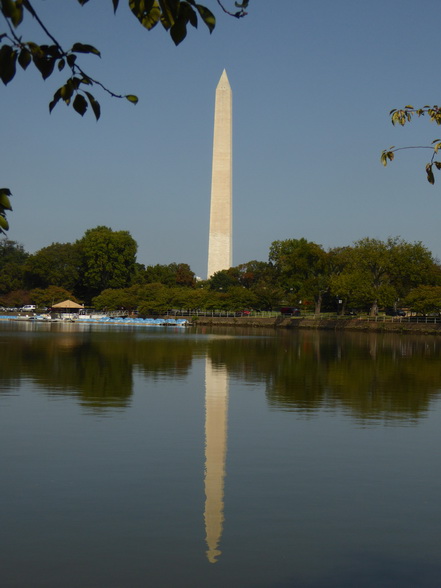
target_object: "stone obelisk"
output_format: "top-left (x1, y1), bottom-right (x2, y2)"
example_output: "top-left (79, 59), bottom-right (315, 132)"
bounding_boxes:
top-left (207, 70), bottom-right (232, 278)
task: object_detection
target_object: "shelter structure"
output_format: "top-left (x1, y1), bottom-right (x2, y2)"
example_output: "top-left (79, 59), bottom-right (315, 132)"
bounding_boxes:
top-left (51, 300), bottom-right (83, 311)
top-left (51, 300), bottom-right (84, 318)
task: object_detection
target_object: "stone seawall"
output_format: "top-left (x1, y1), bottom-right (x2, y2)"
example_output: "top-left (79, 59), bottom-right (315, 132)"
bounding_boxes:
top-left (192, 316), bottom-right (441, 335)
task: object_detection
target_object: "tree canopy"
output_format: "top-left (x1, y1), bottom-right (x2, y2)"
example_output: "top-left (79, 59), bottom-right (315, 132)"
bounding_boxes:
top-left (79, 225), bottom-right (138, 298)
top-left (329, 237), bottom-right (438, 316)
top-left (1, 231), bottom-right (440, 316)
top-left (269, 238), bottom-right (329, 314)
top-left (25, 241), bottom-right (82, 292)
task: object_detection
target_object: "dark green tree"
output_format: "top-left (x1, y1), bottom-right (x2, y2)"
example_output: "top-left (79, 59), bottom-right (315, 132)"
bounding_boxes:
top-left (139, 262), bottom-right (195, 287)
top-left (329, 237), bottom-right (437, 316)
top-left (78, 225), bottom-right (138, 300)
top-left (92, 285), bottom-right (140, 311)
top-left (234, 260), bottom-right (275, 289)
top-left (0, 238), bottom-right (28, 294)
top-left (137, 283), bottom-right (172, 315)
top-left (25, 242), bottom-right (82, 292)
top-left (30, 285), bottom-right (78, 308)
top-left (269, 238), bottom-right (329, 314)
top-left (208, 268), bottom-right (240, 291)
top-left (404, 285), bottom-right (441, 315)
top-left (225, 285), bottom-right (258, 310)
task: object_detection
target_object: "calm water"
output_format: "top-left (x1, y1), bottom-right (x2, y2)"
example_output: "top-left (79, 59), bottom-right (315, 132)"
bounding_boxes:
top-left (1, 322), bottom-right (441, 588)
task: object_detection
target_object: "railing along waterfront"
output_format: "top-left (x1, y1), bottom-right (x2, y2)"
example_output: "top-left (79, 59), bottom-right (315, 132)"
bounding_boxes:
top-left (294, 314), bottom-right (441, 324)
top-left (167, 311), bottom-right (441, 324)
top-left (361, 315), bottom-right (441, 324)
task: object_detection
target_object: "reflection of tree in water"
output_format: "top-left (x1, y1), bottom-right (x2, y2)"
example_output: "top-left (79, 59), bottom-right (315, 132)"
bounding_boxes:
top-left (1, 324), bottom-right (441, 420)
top-left (130, 335), bottom-right (194, 379)
top-left (206, 329), bottom-right (441, 422)
top-left (0, 327), bottom-right (194, 412)
top-left (324, 332), bottom-right (441, 422)
top-left (0, 329), bottom-right (133, 411)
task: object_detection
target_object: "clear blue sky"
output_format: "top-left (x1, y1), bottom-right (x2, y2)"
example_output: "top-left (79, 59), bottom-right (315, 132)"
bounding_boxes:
top-left (2, 0), bottom-right (441, 278)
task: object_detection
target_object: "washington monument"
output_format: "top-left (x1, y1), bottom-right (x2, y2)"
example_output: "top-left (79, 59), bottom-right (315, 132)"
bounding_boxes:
top-left (207, 70), bottom-right (232, 278)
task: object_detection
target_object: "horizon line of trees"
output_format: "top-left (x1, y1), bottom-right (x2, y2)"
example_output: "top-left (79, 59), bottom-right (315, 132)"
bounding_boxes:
top-left (1, 227), bottom-right (441, 316)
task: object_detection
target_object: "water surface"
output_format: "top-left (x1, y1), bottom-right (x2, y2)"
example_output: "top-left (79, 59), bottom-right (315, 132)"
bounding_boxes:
top-left (1, 322), bottom-right (440, 587)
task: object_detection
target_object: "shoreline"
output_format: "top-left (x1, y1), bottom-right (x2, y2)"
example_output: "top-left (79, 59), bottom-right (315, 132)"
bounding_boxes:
top-left (192, 316), bottom-right (441, 335)
top-left (3, 314), bottom-right (441, 335)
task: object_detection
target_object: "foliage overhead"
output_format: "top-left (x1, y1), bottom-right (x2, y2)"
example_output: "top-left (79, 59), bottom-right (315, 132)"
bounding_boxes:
top-left (381, 104), bottom-right (441, 185)
top-left (0, 188), bottom-right (12, 234)
top-left (0, 0), bottom-right (249, 232)
top-left (0, 0), bottom-right (249, 118)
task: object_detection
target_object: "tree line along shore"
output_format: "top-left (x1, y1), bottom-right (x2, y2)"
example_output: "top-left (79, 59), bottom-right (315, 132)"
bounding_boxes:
top-left (1, 227), bottom-right (441, 319)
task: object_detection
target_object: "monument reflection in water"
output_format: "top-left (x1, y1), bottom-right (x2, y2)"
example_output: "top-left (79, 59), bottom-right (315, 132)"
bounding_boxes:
top-left (204, 356), bottom-right (228, 563)
top-left (2, 324), bottom-right (441, 588)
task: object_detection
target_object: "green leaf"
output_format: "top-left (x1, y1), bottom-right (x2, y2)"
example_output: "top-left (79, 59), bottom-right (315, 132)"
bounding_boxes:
top-left (71, 43), bottom-right (101, 57)
top-left (0, 192), bottom-right (12, 210)
top-left (73, 93), bottom-right (88, 116)
top-left (60, 80), bottom-right (74, 103)
top-left (112, 0), bottom-right (120, 12)
top-left (58, 58), bottom-right (65, 72)
top-left (129, 0), bottom-right (161, 30)
top-left (125, 94), bottom-right (139, 104)
top-left (49, 88), bottom-right (62, 113)
top-left (0, 215), bottom-right (10, 231)
top-left (158, 0), bottom-right (180, 25)
top-left (196, 4), bottom-right (216, 33)
top-left (1, 0), bottom-right (23, 27)
top-left (67, 54), bottom-right (77, 67)
top-left (18, 48), bottom-right (31, 70)
top-left (426, 164), bottom-right (435, 185)
top-left (32, 53), bottom-right (56, 80)
top-left (189, 11), bottom-right (198, 28)
top-left (0, 45), bottom-right (17, 85)
top-left (85, 91), bottom-right (101, 120)
top-left (39, 44), bottom-right (61, 59)
top-left (170, 19), bottom-right (188, 45)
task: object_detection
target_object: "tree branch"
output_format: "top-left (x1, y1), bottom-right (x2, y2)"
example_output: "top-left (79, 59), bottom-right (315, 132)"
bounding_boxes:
top-left (216, 0), bottom-right (248, 18)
